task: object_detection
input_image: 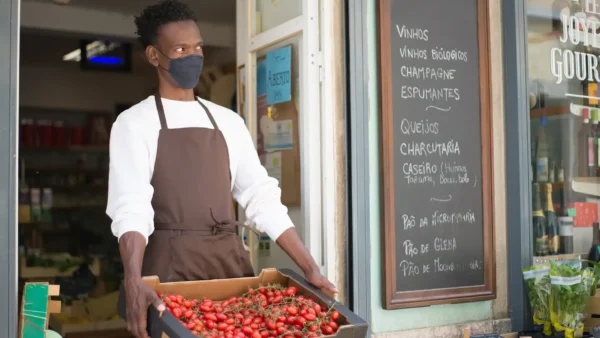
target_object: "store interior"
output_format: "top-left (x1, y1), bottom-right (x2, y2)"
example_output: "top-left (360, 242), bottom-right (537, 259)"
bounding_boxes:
top-left (16, 0), bottom-right (304, 336)
top-left (527, 0), bottom-right (600, 263)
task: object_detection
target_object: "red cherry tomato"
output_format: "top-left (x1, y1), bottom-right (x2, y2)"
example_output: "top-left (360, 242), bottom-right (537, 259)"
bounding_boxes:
top-left (287, 306), bottom-right (298, 316)
top-left (329, 321), bottom-right (339, 331)
top-left (205, 314), bottom-right (218, 322)
top-left (285, 286), bottom-right (298, 297)
top-left (322, 325), bottom-right (334, 335)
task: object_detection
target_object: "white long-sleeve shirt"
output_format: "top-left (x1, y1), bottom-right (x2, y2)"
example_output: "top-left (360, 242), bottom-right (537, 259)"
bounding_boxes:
top-left (106, 96), bottom-right (294, 244)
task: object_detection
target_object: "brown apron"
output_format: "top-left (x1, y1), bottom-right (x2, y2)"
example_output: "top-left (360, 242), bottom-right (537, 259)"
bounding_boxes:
top-left (141, 93), bottom-right (255, 282)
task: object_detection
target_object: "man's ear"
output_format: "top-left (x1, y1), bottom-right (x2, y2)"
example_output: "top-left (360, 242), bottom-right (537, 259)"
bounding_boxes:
top-left (146, 45), bottom-right (159, 67)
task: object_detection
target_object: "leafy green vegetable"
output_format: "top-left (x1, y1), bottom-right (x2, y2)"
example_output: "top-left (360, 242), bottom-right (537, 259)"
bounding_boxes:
top-left (523, 265), bottom-right (552, 335)
top-left (549, 260), bottom-right (595, 335)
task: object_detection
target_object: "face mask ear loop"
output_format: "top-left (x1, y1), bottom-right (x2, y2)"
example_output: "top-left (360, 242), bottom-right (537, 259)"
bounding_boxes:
top-left (153, 45), bottom-right (170, 72)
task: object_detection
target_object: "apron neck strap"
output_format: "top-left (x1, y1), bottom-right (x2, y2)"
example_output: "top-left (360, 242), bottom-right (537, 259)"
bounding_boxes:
top-left (154, 93), bottom-right (168, 130)
top-left (196, 98), bottom-right (219, 131)
top-left (154, 92), bottom-right (219, 131)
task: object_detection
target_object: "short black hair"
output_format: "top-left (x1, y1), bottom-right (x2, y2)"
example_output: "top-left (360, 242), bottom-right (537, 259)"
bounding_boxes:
top-left (134, 0), bottom-right (197, 48)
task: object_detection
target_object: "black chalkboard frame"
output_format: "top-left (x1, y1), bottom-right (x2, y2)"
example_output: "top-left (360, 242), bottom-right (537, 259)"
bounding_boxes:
top-left (378, 0), bottom-right (496, 310)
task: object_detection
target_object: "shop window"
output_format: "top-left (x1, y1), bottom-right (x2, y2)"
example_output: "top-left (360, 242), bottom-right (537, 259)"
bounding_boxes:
top-left (527, 0), bottom-right (600, 260)
top-left (254, 0), bottom-right (302, 35)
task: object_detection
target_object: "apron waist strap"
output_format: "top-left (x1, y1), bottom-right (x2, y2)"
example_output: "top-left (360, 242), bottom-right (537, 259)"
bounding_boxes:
top-left (154, 220), bottom-right (260, 236)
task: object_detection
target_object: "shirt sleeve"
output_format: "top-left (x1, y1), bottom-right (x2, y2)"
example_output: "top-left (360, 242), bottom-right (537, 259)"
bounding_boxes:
top-left (106, 118), bottom-right (155, 244)
top-left (230, 117), bottom-right (294, 241)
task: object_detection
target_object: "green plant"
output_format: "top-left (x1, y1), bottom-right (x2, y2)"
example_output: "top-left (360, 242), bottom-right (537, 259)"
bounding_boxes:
top-left (549, 260), bottom-right (595, 335)
top-left (523, 265), bottom-right (551, 335)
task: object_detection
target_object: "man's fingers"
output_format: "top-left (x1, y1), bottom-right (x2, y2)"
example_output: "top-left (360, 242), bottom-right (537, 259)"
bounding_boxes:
top-left (126, 314), bottom-right (138, 336)
top-left (149, 291), bottom-right (165, 312)
top-left (318, 277), bottom-right (338, 293)
top-left (137, 313), bottom-right (148, 338)
top-left (320, 278), bottom-right (339, 299)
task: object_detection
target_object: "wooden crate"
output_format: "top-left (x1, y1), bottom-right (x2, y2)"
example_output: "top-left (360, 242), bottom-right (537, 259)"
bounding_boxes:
top-left (584, 292), bottom-right (600, 331)
top-left (49, 315), bottom-right (128, 337)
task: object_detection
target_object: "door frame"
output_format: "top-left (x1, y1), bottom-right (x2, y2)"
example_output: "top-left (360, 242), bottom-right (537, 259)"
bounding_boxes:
top-left (502, 0), bottom-right (532, 332)
top-left (236, 0), bottom-right (333, 278)
top-left (345, 0), bottom-right (371, 328)
top-left (0, 0), bottom-right (19, 336)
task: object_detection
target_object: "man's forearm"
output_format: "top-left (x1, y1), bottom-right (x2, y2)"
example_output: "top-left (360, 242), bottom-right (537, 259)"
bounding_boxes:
top-left (119, 231), bottom-right (147, 281)
top-left (275, 228), bottom-right (319, 275)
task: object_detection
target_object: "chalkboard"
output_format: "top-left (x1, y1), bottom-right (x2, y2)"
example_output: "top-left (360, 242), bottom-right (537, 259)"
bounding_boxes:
top-left (378, 0), bottom-right (495, 309)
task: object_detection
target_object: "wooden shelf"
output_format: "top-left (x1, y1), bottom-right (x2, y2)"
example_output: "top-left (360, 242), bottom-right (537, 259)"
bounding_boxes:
top-left (26, 167), bottom-right (105, 174)
top-left (51, 204), bottom-right (106, 210)
top-left (19, 254), bottom-right (101, 279)
top-left (530, 105), bottom-right (569, 118)
top-left (29, 185), bottom-right (107, 192)
top-left (533, 252), bottom-right (588, 265)
top-left (572, 177), bottom-right (600, 197)
top-left (21, 145), bottom-right (108, 153)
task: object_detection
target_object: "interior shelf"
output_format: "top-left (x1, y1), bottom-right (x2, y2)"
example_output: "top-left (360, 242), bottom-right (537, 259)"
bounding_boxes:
top-left (530, 103), bottom-right (600, 119)
top-left (20, 145), bottom-right (108, 153)
top-left (530, 105), bottom-right (569, 118)
top-left (572, 177), bottom-right (600, 197)
top-left (533, 252), bottom-right (588, 265)
top-left (569, 102), bottom-right (600, 117)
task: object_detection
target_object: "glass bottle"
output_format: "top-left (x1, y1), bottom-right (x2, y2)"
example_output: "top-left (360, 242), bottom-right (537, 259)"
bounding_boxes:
top-left (588, 222), bottom-right (600, 263)
top-left (533, 183), bottom-right (548, 256)
top-left (18, 157), bottom-right (31, 224)
top-left (581, 108), bottom-right (592, 176)
top-left (545, 184), bottom-right (560, 255)
top-left (537, 117), bottom-right (550, 182)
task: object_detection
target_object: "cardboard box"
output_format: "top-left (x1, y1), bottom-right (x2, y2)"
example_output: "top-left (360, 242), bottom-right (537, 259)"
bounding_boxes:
top-left (118, 268), bottom-right (368, 338)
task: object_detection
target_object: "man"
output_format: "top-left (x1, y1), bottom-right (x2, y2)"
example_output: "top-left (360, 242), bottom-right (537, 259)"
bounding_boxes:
top-left (106, 1), bottom-right (336, 337)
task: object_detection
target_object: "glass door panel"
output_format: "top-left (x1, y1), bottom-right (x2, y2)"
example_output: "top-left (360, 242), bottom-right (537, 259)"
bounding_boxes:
top-left (254, 0), bottom-right (302, 35)
top-left (251, 35), bottom-right (303, 273)
top-left (526, 0), bottom-right (600, 261)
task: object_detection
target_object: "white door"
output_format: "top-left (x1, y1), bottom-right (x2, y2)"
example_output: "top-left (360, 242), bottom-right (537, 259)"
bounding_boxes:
top-left (235, 0), bottom-right (326, 277)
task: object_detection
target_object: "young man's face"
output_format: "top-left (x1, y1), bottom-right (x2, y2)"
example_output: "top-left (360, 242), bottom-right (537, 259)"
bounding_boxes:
top-left (149, 20), bottom-right (203, 65)
top-left (158, 20), bottom-right (203, 58)
top-left (147, 20), bottom-right (204, 90)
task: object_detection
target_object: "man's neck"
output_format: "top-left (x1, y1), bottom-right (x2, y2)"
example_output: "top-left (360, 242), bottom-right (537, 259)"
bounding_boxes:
top-left (157, 82), bottom-right (196, 101)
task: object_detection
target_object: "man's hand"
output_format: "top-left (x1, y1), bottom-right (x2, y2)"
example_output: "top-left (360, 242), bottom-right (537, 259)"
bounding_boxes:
top-left (124, 278), bottom-right (165, 338)
top-left (275, 228), bottom-right (339, 297)
top-left (305, 269), bottom-right (339, 298)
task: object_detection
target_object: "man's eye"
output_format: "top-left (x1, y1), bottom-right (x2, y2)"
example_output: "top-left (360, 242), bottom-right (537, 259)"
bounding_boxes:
top-left (196, 46), bottom-right (203, 51)
top-left (176, 47), bottom-right (184, 52)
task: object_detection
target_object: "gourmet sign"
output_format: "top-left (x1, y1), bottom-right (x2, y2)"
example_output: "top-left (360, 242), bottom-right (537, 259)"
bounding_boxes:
top-left (551, 0), bottom-right (600, 85)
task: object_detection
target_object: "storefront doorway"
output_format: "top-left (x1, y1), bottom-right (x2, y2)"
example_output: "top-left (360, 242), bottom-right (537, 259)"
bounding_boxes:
top-left (0, 0), bottom-right (338, 336)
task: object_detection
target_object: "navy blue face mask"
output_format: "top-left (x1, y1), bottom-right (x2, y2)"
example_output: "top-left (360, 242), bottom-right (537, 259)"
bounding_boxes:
top-left (155, 47), bottom-right (204, 89)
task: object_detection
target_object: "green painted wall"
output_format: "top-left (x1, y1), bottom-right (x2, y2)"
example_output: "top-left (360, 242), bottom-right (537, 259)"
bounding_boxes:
top-left (365, 0), bottom-right (493, 333)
